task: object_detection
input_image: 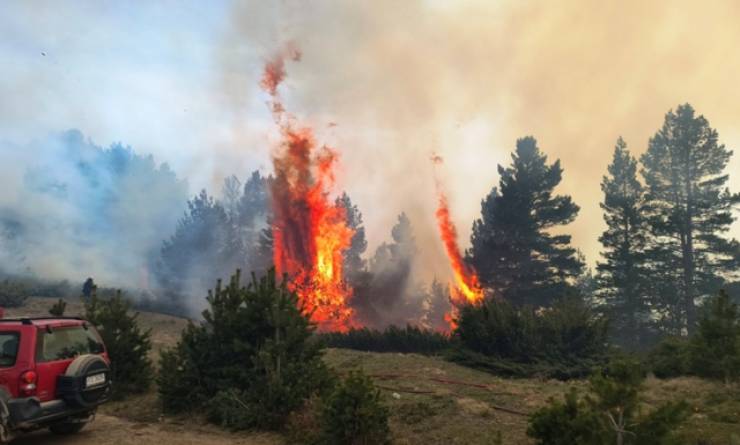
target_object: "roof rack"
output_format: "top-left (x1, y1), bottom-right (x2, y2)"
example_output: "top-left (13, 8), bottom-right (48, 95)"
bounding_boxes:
top-left (0, 316), bottom-right (84, 324)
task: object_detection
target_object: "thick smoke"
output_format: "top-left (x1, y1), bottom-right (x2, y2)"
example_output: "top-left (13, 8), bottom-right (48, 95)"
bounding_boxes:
top-left (348, 212), bottom-right (434, 329)
top-left (1, 1), bottom-right (739, 323)
top-left (219, 0), bottom-right (740, 280)
top-left (0, 130), bottom-right (187, 290)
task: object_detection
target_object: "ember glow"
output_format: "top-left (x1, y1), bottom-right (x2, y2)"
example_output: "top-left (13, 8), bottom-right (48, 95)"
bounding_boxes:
top-left (262, 47), bottom-right (355, 331)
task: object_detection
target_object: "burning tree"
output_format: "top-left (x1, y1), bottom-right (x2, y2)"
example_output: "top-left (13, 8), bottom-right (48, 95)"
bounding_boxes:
top-left (261, 46), bottom-right (356, 331)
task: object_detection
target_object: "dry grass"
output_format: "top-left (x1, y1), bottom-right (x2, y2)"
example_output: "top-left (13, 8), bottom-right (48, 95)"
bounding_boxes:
top-left (323, 348), bottom-right (576, 444)
top-left (323, 349), bottom-right (740, 444)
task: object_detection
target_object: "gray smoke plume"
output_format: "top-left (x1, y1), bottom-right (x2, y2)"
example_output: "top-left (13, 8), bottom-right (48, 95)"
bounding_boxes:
top-left (0, 130), bottom-right (187, 293)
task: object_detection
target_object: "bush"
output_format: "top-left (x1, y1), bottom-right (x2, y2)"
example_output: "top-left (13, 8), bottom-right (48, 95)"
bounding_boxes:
top-left (319, 325), bottom-right (451, 355)
top-left (689, 290), bottom-right (740, 382)
top-left (157, 269), bottom-right (332, 430)
top-left (321, 370), bottom-right (390, 445)
top-left (0, 279), bottom-right (28, 308)
top-left (48, 298), bottom-right (67, 316)
top-left (527, 358), bottom-right (688, 445)
top-left (648, 337), bottom-right (690, 378)
top-left (527, 388), bottom-right (603, 445)
top-left (452, 296), bottom-right (609, 378)
top-left (85, 288), bottom-right (153, 398)
top-left (446, 348), bottom-right (604, 379)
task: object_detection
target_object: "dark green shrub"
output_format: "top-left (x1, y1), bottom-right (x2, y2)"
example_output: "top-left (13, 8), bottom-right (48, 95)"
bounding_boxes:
top-left (648, 337), bottom-right (690, 378)
top-left (527, 358), bottom-right (688, 445)
top-left (157, 269), bottom-right (332, 430)
top-left (0, 279), bottom-right (28, 308)
top-left (321, 370), bottom-right (390, 445)
top-left (540, 297), bottom-right (610, 362)
top-left (527, 388), bottom-right (604, 445)
top-left (455, 297), bottom-right (541, 360)
top-left (446, 348), bottom-right (603, 379)
top-left (85, 289), bottom-right (153, 398)
top-left (689, 290), bottom-right (740, 382)
top-left (48, 298), bottom-right (67, 316)
top-left (319, 325), bottom-right (450, 355)
top-left (157, 322), bottom-right (210, 411)
top-left (453, 296), bottom-right (608, 378)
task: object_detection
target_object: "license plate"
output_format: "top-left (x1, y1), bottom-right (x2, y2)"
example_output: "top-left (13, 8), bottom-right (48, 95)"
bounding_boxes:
top-left (85, 373), bottom-right (106, 387)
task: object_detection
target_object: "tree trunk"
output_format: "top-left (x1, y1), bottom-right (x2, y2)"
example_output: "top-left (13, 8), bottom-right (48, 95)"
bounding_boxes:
top-left (683, 156), bottom-right (696, 336)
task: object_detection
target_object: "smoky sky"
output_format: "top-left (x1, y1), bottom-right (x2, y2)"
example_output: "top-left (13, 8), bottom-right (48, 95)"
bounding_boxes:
top-left (2, 0), bottom-right (739, 283)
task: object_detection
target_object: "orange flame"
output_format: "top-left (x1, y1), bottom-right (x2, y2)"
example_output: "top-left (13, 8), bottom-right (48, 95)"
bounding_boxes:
top-left (431, 155), bottom-right (484, 329)
top-left (263, 46), bottom-right (354, 331)
top-left (435, 192), bottom-right (484, 305)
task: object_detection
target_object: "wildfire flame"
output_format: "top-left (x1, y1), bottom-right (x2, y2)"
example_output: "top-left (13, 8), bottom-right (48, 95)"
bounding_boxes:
top-left (435, 193), bottom-right (483, 304)
top-left (262, 46), bottom-right (355, 331)
top-left (431, 154), bottom-right (484, 328)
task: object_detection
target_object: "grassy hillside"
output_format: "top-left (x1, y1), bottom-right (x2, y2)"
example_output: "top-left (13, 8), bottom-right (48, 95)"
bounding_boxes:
top-left (323, 349), bottom-right (740, 445)
top-left (8, 298), bottom-right (740, 444)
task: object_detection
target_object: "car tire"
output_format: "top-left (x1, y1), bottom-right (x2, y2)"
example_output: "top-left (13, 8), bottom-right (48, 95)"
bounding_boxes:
top-left (49, 420), bottom-right (87, 435)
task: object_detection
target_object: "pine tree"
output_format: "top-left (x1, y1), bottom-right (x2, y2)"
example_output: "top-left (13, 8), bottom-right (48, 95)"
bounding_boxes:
top-left (232, 171), bottom-right (271, 273)
top-left (641, 104), bottom-right (740, 334)
top-left (527, 358), bottom-right (688, 445)
top-left (388, 212), bottom-right (417, 263)
top-left (157, 190), bottom-right (243, 300)
top-left (321, 370), bottom-right (390, 445)
top-left (85, 289), bottom-right (153, 398)
top-left (335, 192), bottom-right (368, 277)
top-left (468, 136), bottom-right (583, 307)
top-left (158, 269), bottom-right (330, 429)
top-left (254, 218), bottom-right (275, 273)
top-left (221, 175), bottom-right (242, 220)
top-left (689, 290), bottom-right (740, 382)
top-left (352, 213), bottom-right (418, 328)
top-left (426, 278), bottom-right (452, 332)
top-left (597, 138), bottom-right (650, 349)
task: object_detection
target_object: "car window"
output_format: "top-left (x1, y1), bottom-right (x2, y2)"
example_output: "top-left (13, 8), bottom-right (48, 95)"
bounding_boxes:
top-left (0, 333), bottom-right (19, 367)
top-left (35, 326), bottom-right (105, 362)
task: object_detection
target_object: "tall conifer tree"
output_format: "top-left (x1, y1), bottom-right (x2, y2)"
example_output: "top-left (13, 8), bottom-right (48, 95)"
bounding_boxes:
top-left (597, 138), bottom-right (649, 348)
top-left (641, 104), bottom-right (740, 334)
top-left (335, 192), bottom-right (368, 277)
top-left (468, 136), bottom-right (583, 307)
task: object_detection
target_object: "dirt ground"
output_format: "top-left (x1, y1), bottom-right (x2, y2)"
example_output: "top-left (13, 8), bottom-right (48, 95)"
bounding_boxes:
top-left (12, 414), bottom-right (283, 445)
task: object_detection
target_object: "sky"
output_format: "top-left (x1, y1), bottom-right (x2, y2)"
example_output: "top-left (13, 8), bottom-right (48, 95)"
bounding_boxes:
top-left (1, 0), bottom-right (739, 281)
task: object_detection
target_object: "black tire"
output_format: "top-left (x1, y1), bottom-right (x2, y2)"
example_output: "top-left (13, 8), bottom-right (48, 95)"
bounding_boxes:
top-left (49, 421), bottom-right (86, 435)
top-left (58, 354), bottom-right (111, 408)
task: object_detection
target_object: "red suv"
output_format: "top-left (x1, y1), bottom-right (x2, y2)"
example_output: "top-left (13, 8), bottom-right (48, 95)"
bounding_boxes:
top-left (0, 317), bottom-right (111, 442)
